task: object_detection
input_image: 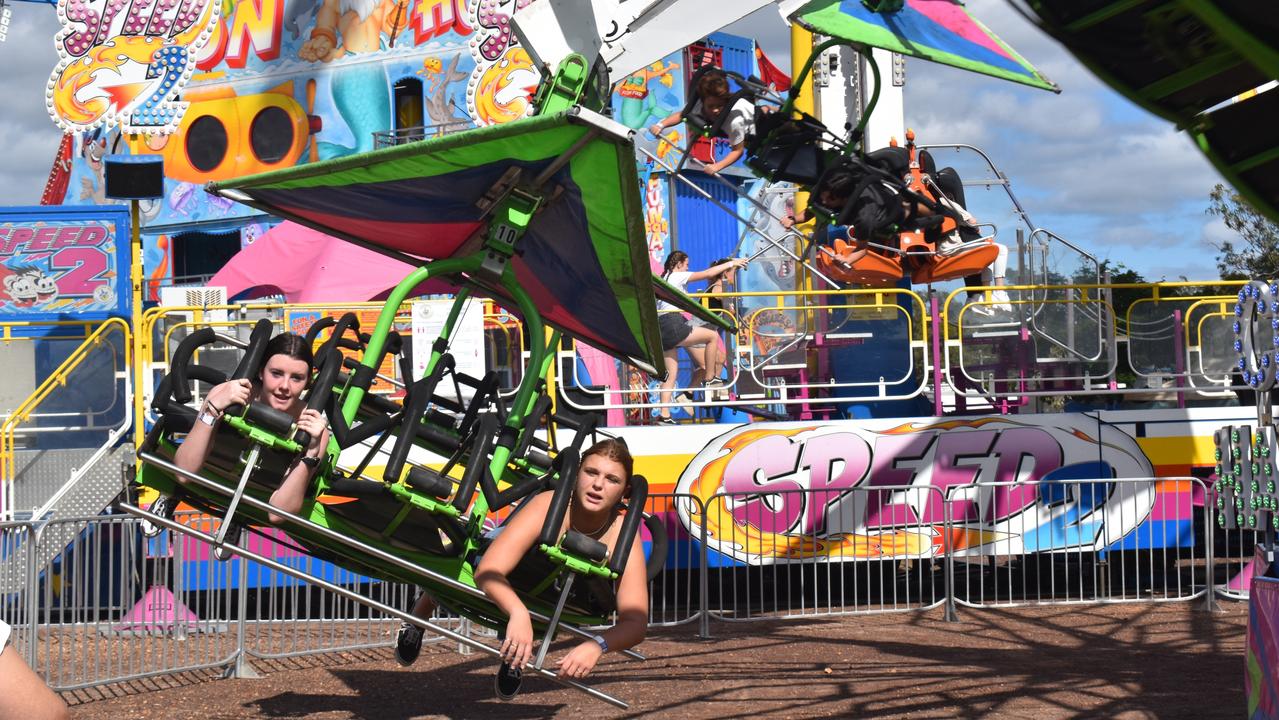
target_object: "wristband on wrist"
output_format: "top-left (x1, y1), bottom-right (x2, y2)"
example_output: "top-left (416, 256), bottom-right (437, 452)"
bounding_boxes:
top-left (591, 634), bottom-right (608, 653)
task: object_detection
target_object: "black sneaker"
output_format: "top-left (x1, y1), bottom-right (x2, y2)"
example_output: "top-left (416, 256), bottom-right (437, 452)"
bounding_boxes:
top-left (494, 661), bottom-right (523, 701)
top-left (214, 521), bottom-right (241, 562)
top-left (656, 416), bottom-right (678, 426)
top-left (394, 621), bottom-right (424, 667)
top-left (142, 495), bottom-right (174, 537)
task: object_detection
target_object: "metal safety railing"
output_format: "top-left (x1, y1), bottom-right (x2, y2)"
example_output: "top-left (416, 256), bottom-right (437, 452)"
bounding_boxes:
top-left (0, 318), bottom-right (132, 520)
top-left (23, 511), bottom-right (450, 693)
top-left (127, 280), bottom-right (1252, 430)
top-left (947, 477), bottom-right (1215, 611)
top-left (0, 476), bottom-right (1252, 697)
top-left (700, 486), bottom-right (952, 622)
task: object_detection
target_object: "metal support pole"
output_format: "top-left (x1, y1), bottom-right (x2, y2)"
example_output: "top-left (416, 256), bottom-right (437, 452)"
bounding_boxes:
top-left (228, 526), bottom-right (261, 679)
top-left (26, 522), bottom-right (39, 668)
top-left (698, 501), bottom-right (711, 639)
top-left (1173, 309), bottom-right (1187, 410)
top-left (532, 575), bottom-right (576, 670)
top-left (130, 198), bottom-right (147, 447)
top-left (1204, 495), bottom-right (1222, 613)
top-left (173, 528), bottom-right (188, 639)
top-left (215, 447), bottom-right (260, 546)
top-left (943, 500), bottom-right (958, 622)
top-left (930, 293), bottom-right (944, 417)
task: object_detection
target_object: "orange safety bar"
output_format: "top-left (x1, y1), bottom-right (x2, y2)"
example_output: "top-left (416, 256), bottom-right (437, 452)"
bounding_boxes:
top-left (911, 240), bottom-right (1001, 284)
top-left (815, 239), bottom-right (903, 287)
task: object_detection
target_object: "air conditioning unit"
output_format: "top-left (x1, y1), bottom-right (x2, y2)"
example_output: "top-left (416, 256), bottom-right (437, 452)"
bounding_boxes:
top-left (159, 286), bottom-right (229, 325)
top-left (154, 287), bottom-right (238, 396)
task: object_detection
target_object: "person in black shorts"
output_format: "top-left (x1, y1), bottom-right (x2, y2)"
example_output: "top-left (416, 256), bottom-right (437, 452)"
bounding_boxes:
top-left (655, 251), bottom-right (746, 424)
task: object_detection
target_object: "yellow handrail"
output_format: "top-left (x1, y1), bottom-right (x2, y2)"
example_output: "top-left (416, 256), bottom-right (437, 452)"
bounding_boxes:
top-left (0, 317), bottom-right (132, 500)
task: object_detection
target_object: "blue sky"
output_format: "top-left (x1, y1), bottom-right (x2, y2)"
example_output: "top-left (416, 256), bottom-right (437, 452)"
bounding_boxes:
top-left (727, 0), bottom-right (1233, 283)
top-left (0, 0), bottom-right (1232, 281)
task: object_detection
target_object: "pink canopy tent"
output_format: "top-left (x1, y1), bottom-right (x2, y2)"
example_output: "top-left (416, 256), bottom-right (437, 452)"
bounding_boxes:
top-left (210, 221), bottom-right (449, 303)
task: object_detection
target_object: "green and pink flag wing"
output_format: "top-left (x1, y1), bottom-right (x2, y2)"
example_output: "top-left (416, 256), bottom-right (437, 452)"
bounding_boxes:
top-left (793, 0), bottom-right (1058, 92)
top-left (209, 111), bottom-right (667, 374)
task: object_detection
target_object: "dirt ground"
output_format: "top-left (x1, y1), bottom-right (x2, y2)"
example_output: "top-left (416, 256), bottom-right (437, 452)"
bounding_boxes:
top-left (65, 601), bottom-right (1247, 719)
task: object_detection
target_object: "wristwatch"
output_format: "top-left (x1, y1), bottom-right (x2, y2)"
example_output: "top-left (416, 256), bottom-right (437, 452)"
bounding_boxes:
top-left (591, 634), bottom-right (608, 653)
top-left (197, 409), bottom-right (219, 427)
top-left (300, 455), bottom-right (321, 471)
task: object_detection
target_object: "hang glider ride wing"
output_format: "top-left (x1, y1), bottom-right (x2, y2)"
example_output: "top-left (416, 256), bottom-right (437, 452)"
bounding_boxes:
top-left (210, 109), bottom-right (671, 374)
top-left (792, 0), bottom-right (1058, 92)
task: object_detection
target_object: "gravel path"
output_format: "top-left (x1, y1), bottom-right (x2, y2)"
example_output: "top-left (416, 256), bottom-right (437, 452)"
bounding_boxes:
top-left (66, 602), bottom-right (1247, 719)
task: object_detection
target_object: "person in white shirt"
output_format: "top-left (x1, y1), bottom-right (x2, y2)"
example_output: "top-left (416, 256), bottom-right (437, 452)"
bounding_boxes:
top-left (655, 252), bottom-right (746, 424)
top-left (649, 70), bottom-right (756, 175)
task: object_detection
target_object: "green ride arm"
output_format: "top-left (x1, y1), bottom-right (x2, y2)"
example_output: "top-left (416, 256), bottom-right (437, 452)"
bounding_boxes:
top-left (340, 256), bottom-right (481, 426)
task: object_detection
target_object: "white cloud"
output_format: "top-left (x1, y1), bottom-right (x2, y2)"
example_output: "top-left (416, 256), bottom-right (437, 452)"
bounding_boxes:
top-left (895, 0), bottom-right (1226, 277)
top-left (0, 0), bottom-right (1238, 282)
top-left (0, 7), bottom-right (65, 206)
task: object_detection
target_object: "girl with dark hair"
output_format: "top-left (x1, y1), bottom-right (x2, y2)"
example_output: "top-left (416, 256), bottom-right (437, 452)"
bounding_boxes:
top-left (174, 332), bottom-right (329, 525)
top-left (394, 438), bottom-right (648, 698)
top-left (649, 69), bottom-right (757, 175)
top-left (656, 252), bottom-right (746, 423)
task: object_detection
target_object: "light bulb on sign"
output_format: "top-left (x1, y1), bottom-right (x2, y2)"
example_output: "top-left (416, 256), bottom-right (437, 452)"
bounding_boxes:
top-left (0, 3), bottom-right (12, 44)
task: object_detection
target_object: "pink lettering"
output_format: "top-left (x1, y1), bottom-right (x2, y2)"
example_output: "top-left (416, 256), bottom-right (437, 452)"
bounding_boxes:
top-left (29, 227), bottom-right (57, 252)
top-left (796, 432), bottom-right (870, 535)
top-left (987, 427), bottom-right (1063, 521)
top-left (123, 0), bottom-right (158, 38)
top-left (49, 247), bottom-right (110, 295)
top-left (7, 227), bottom-right (33, 253)
top-left (723, 434), bottom-right (803, 534)
top-left (926, 430), bottom-right (998, 524)
top-left (78, 225), bottom-right (108, 247)
top-left (52, 227), bottom-right (81, 250)
top-left (864, 433), bottom-right (933, 528)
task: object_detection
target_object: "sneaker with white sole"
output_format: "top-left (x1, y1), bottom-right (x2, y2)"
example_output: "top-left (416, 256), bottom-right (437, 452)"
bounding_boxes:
top-left (214, 521), bottom-right (241, 562)
top-left (964, 298), bottom-right (995, 318)
top-left (991, 289), bottom-right (1013, 313)
top-left (142, 494), bottom-right (175, 538)
top-left (394, 621), bottom-right (424, 667)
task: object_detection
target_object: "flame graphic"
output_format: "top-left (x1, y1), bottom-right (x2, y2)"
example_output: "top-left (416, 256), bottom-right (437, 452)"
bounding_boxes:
top-left (52, 35), bottom-right (165, 125)
top-left (472, 46), bottom-right (536, 125)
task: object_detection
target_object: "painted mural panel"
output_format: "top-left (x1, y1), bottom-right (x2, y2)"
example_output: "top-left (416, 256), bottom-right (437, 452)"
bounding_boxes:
top-left (611, 50), bottom-right (685, 164)
top-left (0, 207), bottom-right (131, 320)
top-left (52, 0), bottom-right (544, 230)
top-left (669, 414), bottom-right (1174, 565)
